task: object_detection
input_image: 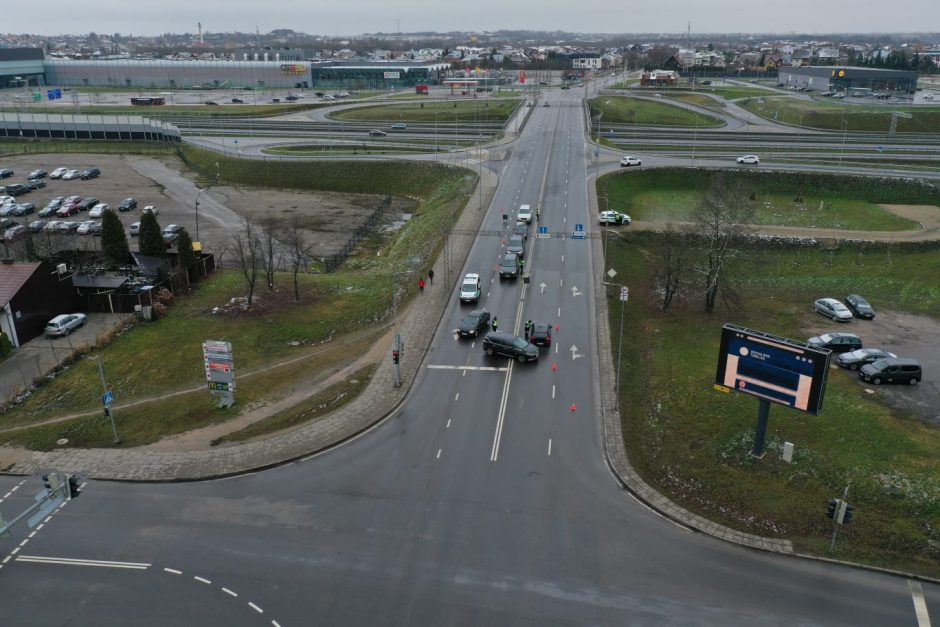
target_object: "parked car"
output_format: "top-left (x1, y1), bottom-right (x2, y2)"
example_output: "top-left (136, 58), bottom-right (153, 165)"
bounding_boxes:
top-left (4, 183), bottom-right (30, 196)
top-left (390, 122), bottom-right (408, 130)
top-left (118, 197), bottom-right (138, 211)
top-left (57, 204), bottom-right (81, 217)
top-left (39, 205), bottom-right (60, 217)
top-left (28, 219), bottom-right (46, 233)
top-left (368, 129), bottom-right (387, 137)
top-left (619, 155), bottom-right (642, 167)
top-left (89, 203), bottom-right (109, 218)
top-left (129, 221), bottom-right (141, 236)
top-left (813, 298), bottom-right (853, 322)
top-left (162, 232), bottom-right (181, 247)
top-left (26, 178), bottom-right (47, 190)
top-left (205, 101), bottom-right (219, 106)
top-left (598, 210), bottom-right (631, 225)
top-left (56, 221), bottom-right (81, 233)
top-left (482, 331), bottom-right (539, 363)
top-left (62, 195), bottom-right (83, 208)
top-left (86, 222), bottom-right (103, 235)
top-left (458, 309), bottom-right (491, 337)
top-left (506, 235), bottom-right (526, 259)
top-left (285, 94), bottom-right (300, 101)
top-left (61, 169), bottom-right (82, 180)
top-left (837, 348), bottom-right (897, 370)
top-left (845, 294), bottom-right (876, 320)
top-left (12, 202), bottom-right (35, 216)
top-left (231, 97), bottom-right (244, 104)
top-left (859, 358), bottom-right (922, 385)
top-left (142, 205), bottom-right (159, 215)
top-left (0, 169), bottom-right (13, 179)
top-left (517, 204), bottom-right (533, 224)
top-left (0, 204), bottom-right (17, 217)
top-left (44, 313), bottom-right (87, 337)
top-left (3, 225), bottom-right (28, 241)
top-left (0, 218), bottom-right (16, 231)
top-left (44, 220), bottom-right (65, 232)
top-left (27, 169), bottom-right (47, 180)
top-left (499, 253), bottom-right (521, 279)
top-left (807, 332), bottom-right (863, 353)
top-left (77, 197), bottom-right (99, 211)
top-left (459, 273), bottom-right (482, 304)
top-left (76, 220), bottom-right (98, 235)
top-left (162, 224), bottom-right (184, 235)
top-left (512, 221), bottom-right (528, 240)
top-left (736, 155), bottom-right (760, 164)
top-left (529, 323), bottom-right (552, 347)
top-left (49, 167), bottom-right (69, 179)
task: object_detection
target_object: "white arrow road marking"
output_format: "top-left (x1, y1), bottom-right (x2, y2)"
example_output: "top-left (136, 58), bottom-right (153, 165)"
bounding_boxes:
top-left (570, 345), bottom-right (584, 360)
top-left (539, 282), bottom-right (546, 294)
top-left (570, 286), bottom-right (581, 297)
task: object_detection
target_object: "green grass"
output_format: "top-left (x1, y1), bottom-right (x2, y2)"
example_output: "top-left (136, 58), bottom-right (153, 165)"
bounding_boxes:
top-left (588, 96), bottom-right (723, 127)
top-left (0, 140), bottom-right (176, 158)
top-left (0, 103), bottom-right (328, 119)
top-left (661, 93), bottom-right (725, 108)
top-left (738, 96), bottom-right (940, 133)
top-left (600, 168), bottom-right (933, 231)
top-left (608, 233), bottom-right (940, 576)
top-left (327, 100), bottom-right (519, 124)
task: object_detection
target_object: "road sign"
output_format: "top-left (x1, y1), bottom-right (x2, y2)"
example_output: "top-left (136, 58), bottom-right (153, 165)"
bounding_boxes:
top-left (102, 390), bottom-right (114, 407)
top-left (203, 340), bottom-right (236, 407)
top-left (620, 287), bottom-right (629, 302)
top-left (571, 233), bottom-right (586, 240)
top-left (575, 223), bottom-right (584, 232)
top-left (537, 226), bottom-right (549, 239)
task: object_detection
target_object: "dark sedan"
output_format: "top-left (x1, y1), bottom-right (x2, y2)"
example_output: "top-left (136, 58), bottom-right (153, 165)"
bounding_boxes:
top-left (458, 309), bottom-right (491, 337)
top-left (845, 294), bottom-right (875, 319)
top-left (118, 197), bottom-right (138, 211)
top-left (807, 332), bottom-right (863, 353)
top-left (837, 348), bottom-right (896, 370)
top-left (27, 169), bottom-right (47, 179)
top-left (530, 323), bottom-right (552, 347)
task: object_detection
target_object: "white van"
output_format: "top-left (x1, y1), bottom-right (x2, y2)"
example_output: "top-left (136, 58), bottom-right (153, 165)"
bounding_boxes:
top-left (517, 204), bottom-right (533, 223)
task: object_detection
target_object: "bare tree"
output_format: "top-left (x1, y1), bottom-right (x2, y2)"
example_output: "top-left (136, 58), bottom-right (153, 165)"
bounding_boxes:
top-left (283, 217), bottom-right (311, 302)
top-left (653, 226), bottom-right (694, 312)
top-left (690, 175), bottom-right (755, 313)
top-left (231, 218), bottom-right (262, 306)
top-left (258, 216), bottom-right (282, 291)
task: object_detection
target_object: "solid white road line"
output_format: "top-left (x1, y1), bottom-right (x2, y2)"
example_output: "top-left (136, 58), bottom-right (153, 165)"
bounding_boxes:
top-left (552, 385), bottom-right (556, 399)
top-left (910, 580), bottom-right (932, 627)
top-left (16, 555), bottom-right (151, 570)
top-left (490, 360), bottom-right (515, 462)
top-left (426, 365), bottom-right (507, 372)
top-left (249, 602), bottom-right (264, 614)
top-left (222, 587), bottom-right (238, 598)
top-left (194, 576), bottom-right (212, 584)
top-left (164, 567), bottom-right (182, 575)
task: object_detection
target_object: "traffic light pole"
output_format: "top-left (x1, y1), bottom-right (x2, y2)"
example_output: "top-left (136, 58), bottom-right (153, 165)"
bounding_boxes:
top-left (0, 474), bottom-right (76, 539)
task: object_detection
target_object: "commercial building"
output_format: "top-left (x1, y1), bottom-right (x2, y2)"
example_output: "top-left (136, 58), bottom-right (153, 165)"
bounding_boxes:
top-left (310, 62), bottom-right (450, 89)
top-left (45, 59), bottom-right (307, 89)
top-left (0, 48), bottom-right (46, 88)
top-left (777, 66), bottom-right (918, 94)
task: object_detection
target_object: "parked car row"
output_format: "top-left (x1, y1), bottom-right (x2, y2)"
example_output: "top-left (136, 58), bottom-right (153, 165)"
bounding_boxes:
top-left (813, 294), bottom-right (876, 322)
top-left (808, 329), bottom-right (922, 386)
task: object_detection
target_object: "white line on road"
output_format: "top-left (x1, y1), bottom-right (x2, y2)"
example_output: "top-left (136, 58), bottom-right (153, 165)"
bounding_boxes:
top-left (436, 449), bottom-right (442, 459)
top-left (11, 547), bottom-right (20, 555)
top-left (910, 581), bottom-right (931, 627)
top-left (249, 602), bottom-right (264, 614)
top-left (2, 556), bottom-right (11, 564)
top-left (490, 360), bottom-right (515, 462)
top-left (560, 278), bottom-right (563, 287)
top-left (222, 587), bottom-right (238, 598)
top-left (548, 439), bottom-right (552, 456)
top-left (164, 568), bottom-right (182, 575)
top-left (194, 576), bottom-right (212, 584)
top-left (446, 419), bottom-right (451, 429)
top-left (27, 532), bottom-right (36, 539)
top-left (16, 555), bottom-right (151, 570)
top-left (561, 254), bottom-right (565, 262)
top-left (426, 365), bottom-right (508, 371)
top-left (18, 539), bottom-right (29, 548)
top-left (552, 385), bottom-right (556, 399)
top-left (272, 621), bottom-right (281, 627)
top-left (557, 307), bottom-right (561, 317)
top-left (555, 343), bottom-right (559, 355)
top-left (455, 393), bottom-right (460, 401)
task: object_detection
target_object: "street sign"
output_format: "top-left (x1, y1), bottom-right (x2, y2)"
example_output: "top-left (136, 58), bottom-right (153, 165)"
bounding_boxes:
top-left (575, 223), bottom-right (584, 232)
top-left (620, 287), bottom-right (629, 302)
top-left (537, 226), bottom-right (549, 239)
top-left (102, 390), bottom-right (114, 407)
top-left (203, 340), bottom-right (236, 407)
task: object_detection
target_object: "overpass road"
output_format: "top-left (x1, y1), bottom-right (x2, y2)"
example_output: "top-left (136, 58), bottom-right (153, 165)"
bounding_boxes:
top-left (1, 82), bottom-right (938, 626)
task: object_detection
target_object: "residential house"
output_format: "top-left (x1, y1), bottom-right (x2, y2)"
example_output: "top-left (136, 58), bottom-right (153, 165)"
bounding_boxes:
top-left (0, 261), bottom-right (76, 348)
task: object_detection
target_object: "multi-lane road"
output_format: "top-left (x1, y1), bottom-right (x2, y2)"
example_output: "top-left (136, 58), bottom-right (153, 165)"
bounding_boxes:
top-left (1, 83), bottom-right (939, 625)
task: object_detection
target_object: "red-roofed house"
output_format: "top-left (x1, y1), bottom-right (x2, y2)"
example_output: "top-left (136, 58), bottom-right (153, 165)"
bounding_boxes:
top-left (0, 261), bottom-right (75, 348)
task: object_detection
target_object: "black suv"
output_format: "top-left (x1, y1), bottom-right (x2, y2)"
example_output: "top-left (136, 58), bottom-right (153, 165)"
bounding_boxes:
top-left (859, 358), bottom-right (922, 385)
top-left (845, 294), bottom-right (875, 319)
top-left (118, 197), bottom-right (138, 211)
top-left (4, 183), bottom-right (29, 196)
top-left (80, 167), bottom-right (100, 180)
top-left (482, 331), bottom-right (539, 363)
top-left (499, 253), bottom-right (520, 279)
top-left (78, 197), bottom-right (99, 211)
top-left (458, 309), bottom-right (491, 337)
top-left (807, 332), bottom-right (862, 353)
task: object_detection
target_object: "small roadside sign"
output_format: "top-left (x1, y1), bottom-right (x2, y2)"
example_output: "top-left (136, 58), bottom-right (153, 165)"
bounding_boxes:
top-left (575, 223), bottom-right (584, 232)
top-left (620, 287), bottom-right (629, 302)
top-left (537, 226), bottom-right (549, 239)
top-left (102, 390), bottom-right (114, 407)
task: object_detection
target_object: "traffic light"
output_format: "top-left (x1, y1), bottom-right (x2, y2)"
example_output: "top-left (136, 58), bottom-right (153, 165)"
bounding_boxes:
top-left (42, 474), bottom-right (52, 492)
top-left (103, 407), bottom-right (111, 418)
top-left (842, 503), bottom-right (854, 524)
top-left (66, 474), bottom-right (81, 499)
top-left (392, 350), bottom-right (400, 364)
top-left (826, 498), bottom-right (839, 519)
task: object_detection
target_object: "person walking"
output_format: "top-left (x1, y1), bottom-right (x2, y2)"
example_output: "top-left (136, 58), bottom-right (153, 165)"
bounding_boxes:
top-left (491, 316), bottom-right (499, 332)
top-left (418, 278), bottom-right (425, 293)
top-left (428, 269), bottom-right (435, 285)
top-left (536, 207), bottom-right (541, 222)
top-left (525, 319), bottom-right (533, 340)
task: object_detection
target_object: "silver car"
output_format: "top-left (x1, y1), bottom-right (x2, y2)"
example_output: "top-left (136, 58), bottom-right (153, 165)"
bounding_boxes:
top-left (814, 298), bottom-right (853, 322)
top-left (45, 313), bottom-right (87, 337)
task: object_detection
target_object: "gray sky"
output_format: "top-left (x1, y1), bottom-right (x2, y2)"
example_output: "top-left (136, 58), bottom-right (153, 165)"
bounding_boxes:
top-left (3, 1), bottom-right (939, 37)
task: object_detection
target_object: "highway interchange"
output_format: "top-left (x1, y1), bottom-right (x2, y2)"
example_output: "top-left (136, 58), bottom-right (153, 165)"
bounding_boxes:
top-left (1, 79), bottom-right (939, 625)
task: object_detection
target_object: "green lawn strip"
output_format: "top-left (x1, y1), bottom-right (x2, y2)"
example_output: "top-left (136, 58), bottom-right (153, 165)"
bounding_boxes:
top-left (661, 93), bottom-right (726, 109)
top-left (0, 103), bottom-right (327, 119)
top-left (737, 97), bottom-right (940, 133)
top-left (608, 234), bottom-right (940, 576)
top-left (326, 100), bottom-right (519, 124)
top-left (589, 96), bottom-right (723, 127)
top-left (215, 363), bottom-right (377, 445)
top-left (0, 141), bottom-right (176, 158)
top-left (601, 168), bottom-right (930, 231)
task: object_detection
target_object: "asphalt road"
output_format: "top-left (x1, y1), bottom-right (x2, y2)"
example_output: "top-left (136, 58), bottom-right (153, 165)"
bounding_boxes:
top-left (1, 79), bottom-right (939, 626)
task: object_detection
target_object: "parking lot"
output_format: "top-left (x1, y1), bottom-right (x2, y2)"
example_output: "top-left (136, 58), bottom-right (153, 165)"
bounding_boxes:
top-left (806, 308), bottom-right (940, 426)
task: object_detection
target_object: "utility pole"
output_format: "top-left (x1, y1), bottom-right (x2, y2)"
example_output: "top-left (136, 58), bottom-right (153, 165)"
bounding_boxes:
top-left (94, 357), bottom-right (120, 444)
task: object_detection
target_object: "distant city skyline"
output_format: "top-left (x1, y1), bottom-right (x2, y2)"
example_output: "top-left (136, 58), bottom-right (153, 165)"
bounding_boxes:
top-left (2, 0), bottom-right (939, 39)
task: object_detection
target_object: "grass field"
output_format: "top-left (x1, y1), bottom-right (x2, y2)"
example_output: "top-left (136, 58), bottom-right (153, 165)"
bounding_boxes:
top-left (601, 168), bottom-right (923, 231)
top-left (607, 233), bottom-right (940, 576)
top-left (0, 102), bottom-right (327, 119)
top-left (588, 96), bottom-right (723, 127)
top-left (738, 96), bottom-right (940, 133)
top-left (327, 99), bottom-right (520, 124)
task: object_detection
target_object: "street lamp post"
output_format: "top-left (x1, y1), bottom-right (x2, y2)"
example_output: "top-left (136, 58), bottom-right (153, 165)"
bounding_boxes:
top-left (194, 187), bottom-right (205, 242)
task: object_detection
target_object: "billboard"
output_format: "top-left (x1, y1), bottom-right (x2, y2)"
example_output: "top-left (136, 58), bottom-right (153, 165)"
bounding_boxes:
top-left (383, 71), bottom-right (401, 79)
top-left (715, 324), bottom-right (831, 415)
top-left (280, 63), bottom-right (307, 75)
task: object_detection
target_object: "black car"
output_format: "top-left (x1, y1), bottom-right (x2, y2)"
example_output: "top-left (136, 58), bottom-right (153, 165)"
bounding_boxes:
top-left (458, 309), bottom-right (491, 337)
top-left (837, 348), bottom-right (896, 370)
top-left (530, 323), bottom-right (552, 347)
top-left (0, 169), bottom-right (13, 179)
top-left (80, 167), bottom-right (100, 180)
top-left (4, 183), bottom-right (29, 196)
top-left (512, 222), bottom-right (528, 240)
top-left (807, 332), bottom-right (863, 353)
top-left (28, 219), bottom-right (46, 233)
top-left (845, 294), bottom-right (875, 319)
top-left (205, 101), bottom-right (219, 106)
top-left (859, 358), bottom-right (922, 385)
top-left (499, 253), bottom-right (520, 279)
top-left (27, 169), bottom-right (47, 179)
top-left (12, 203), bottom-right (35, 216)
top-left (77, 197), bottom-right (99, 211)
top-left (231, 98), bottom-right (244, 104)
top-left (0, 217), bottom-right (16, 230)
top-left (118, 197), bottom-right (138, 211)
top-left (482, 331), bottom-right (539, 363)
top-left (506, 235), bottom-right (526, 259)
top-left (26, 179), bottom-right (47, 190)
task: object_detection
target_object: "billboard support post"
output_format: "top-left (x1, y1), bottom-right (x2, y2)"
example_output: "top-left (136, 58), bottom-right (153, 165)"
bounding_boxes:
top-left (751, 398), bottom-right (770, 458)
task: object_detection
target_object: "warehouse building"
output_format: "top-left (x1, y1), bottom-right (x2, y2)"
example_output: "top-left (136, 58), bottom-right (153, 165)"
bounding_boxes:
top-left (44, 59), bottom-right (307, 89)
top-left (777, 66), bottom-right (918, 94)
top-left (0, 48), bottom-right (46, 88)
top-left (310, 61), bottom-right (450, 89)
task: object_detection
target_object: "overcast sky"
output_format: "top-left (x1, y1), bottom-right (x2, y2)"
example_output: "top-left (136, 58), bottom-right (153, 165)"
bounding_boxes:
top-left (3, 1), bottom-right (939, 38)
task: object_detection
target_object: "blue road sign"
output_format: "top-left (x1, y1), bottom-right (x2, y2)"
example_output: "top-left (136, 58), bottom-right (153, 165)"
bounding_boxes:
top-left (539, 226), bottom-right (548, 234)
top-left (571, 233), bottom-right (586, 240)
top-left (537, 226), bottom-right (549, 239)
top-left (47, 90), bottom-right (54, 100)
top-left (54, 89), bottom-right (61, 98)
top-left (575, 223), bottom-right (584, 232)
top-left (102, 390), bottom-right (114, 407)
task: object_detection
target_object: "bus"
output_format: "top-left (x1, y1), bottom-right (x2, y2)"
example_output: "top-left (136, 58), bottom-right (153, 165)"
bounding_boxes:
top-left (130, 97), bottom-right (166, 106)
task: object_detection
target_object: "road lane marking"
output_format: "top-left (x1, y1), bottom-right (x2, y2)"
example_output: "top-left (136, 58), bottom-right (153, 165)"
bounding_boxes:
top-left (16, 555), bottom-right (151, 570)
top-left (455, 393), bottom-right (460, 401)
top-left (222, 587), bottom-right (238, 598)
top-left (557, 307), bottom-right (561, 317)
top-left (548, 439), bottom-right (552, 456)
top-left (552, 385), bottom-right (556, 399)
top-left (195, 576), bottom-right (212, 584)
top-left (490, 360), bottom-right (515, 462)
top-left (446, 419), bottom-right (451, 428)
top-left (436, 449), bottom-right (442, 459)
top-left (164, 568), bottom-right (182, 575)
top-left (426, 365), bottom-right (507, 371)
top-left (910, 581), bottom-right (931, 627)
top-left (249, 602), bottom-right (264, 614)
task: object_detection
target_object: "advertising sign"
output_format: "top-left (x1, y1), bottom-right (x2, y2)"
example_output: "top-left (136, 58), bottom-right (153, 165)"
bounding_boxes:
top-left (203, 340), bottom-right (235, 406)
top-left (279, 63), bottom-right (307, 75)
top-left (383, 71), bottom-right (401, 79)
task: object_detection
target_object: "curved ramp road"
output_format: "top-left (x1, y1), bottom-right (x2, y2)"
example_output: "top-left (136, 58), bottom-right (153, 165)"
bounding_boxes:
top-left (0, 86), bottom-right (938, 626)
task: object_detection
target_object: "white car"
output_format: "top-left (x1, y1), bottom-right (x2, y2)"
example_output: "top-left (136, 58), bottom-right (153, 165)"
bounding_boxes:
top-left (517, 204), bottom-right (533, 223)
top-left (459, 273), bottom-right (482, 303)
top-left (736, 155), bottom-right (760, 164)
top-left (598, 210), bottom-right (631, 225)
top-left (45, 313), bottom-right (87, 337)
top-left (813, 298), bottom-right (853, 322)
top-left (44, 220), bottom-right (65, 232)
top-left (88, 203), bottom-right (109, 218)
top-left (61, 169), bottom-right (82, 180)
top-left (142, 205), bottom-right (159, 215)
top-left (76, 220), bottom-right (98, 235)
top-left (129, 221), bottom-right (141, 236)
top-left (620, 155), bottom-right (642, 167)
top-left (50, 167), bottom-right (69, 179)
